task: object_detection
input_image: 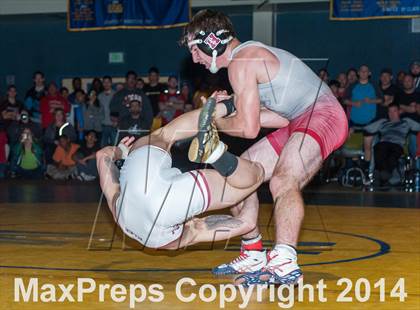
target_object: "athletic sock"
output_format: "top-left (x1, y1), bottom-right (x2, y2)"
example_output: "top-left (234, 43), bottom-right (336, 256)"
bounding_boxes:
top-left (211, 150), bottom-right (238, 177)
top-left (241, 234), bottom-right (263, 251)
top-left (273, 244), bottom-right (297, 258)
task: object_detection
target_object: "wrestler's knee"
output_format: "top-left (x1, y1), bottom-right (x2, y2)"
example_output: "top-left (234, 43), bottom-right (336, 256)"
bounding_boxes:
top-left (254, 162), bottom-right (265, 186)
top-left (269, 172), bottom-right (299, 198)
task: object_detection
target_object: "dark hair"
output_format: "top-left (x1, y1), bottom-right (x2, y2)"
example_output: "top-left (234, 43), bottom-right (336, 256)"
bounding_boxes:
top-left (54, 107), bottom-right (64, 114)
top-left (87, 90), bottom-right (100, 108)
top-left (103, 75), bottom-right (112, 82)
top-left (33, 71), bottom-right (44, 79)
top-left (168, 75), bottom-right (178, 81)
top-left (380, 68), bottom-right (393, 76)
top-left (72, 77), bottom-right (81, 83)
top-left (48, 81), bottom-right (57, 88)
top-left (137, 77), bottom-right (144, 83)
top-left (346, 68), bottom-right (358, 75)
top-left (148, 67), bottom-right (159, 75)
top-left (7, 84), bottom-right (16, 91)
top-left (388, 102), bottom-right (399, 109)
top-left (60, 87), bottom-right (69, 93)
top-left (85, 129), bottom-right (97, 138)
top-left (319, 68), bottom-right (329, 74)
top-left (59, 134), bottom-right (69, 140)
top-left (126, 70), bottom-right (137, 79)
top-left (180, 9), bottom-right (236, 46)
top-left (328, 80), bottom-right (340, 88)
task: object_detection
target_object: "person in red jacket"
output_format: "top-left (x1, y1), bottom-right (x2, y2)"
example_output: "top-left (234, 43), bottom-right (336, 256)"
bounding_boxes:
top-left (40, 82), bottom-right (70, 129)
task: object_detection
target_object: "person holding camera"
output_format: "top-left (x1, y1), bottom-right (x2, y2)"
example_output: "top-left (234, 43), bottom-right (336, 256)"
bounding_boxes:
top-left (7, 108), bottom-right (42, 147)
top-left (10, 128), bottom-right (43, 179)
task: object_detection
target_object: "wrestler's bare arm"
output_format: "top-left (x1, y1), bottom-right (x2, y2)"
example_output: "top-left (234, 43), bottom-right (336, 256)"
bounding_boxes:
top-left (215, 59), bottom-right (262, 139)
top-left (96, 146), bottom-right (122, 220)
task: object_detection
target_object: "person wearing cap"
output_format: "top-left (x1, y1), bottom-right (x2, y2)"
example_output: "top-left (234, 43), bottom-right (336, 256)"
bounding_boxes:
top-left (109, 70), bottom-right (153, 130)
top-left (118, 95), bottom-right (150, 140)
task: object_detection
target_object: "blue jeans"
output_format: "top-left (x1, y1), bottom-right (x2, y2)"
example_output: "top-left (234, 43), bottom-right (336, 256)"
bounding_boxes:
top-left (408, 133), bottom-right (417, 158)
top-left (101, 125), bottom-right (117, 147)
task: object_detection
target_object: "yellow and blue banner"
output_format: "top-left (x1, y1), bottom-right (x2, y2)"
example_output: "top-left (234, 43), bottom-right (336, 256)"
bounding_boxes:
top-left (67, 0), bottom-right (190, 31)
top-left (330, 0), bottom-right (420, 20)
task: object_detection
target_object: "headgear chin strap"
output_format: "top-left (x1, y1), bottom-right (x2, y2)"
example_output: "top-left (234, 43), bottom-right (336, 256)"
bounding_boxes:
top-left (188, 29), bottom-right (233, 74)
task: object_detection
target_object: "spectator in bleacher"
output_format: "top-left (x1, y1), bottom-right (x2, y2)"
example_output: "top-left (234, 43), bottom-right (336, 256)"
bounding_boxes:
top-left (83, 90), bottom-right (104, 141)
top-left (0, 85), bottom-right (23, 128)
top-left (365, 103), bottom-right (420, 185)
top-left (318, 68), bottom-right (329, 83)
top-left (10, 128), bottom-right (43, 179)
top-left (136, 77), bottom-right (145, 90)
top-left (143, 67), bottom-right (166, 116)
top-left (119, 95), bottom-right (150, 140)
top-left (377, 68), bottom-right (398, 120)
top-left (181, 81), bottom-right (192, 106)
top-left (192, 82), bottom-right (210, 109)
top-left (410, 61), bottom-right (420, 92)
top-left (60, 87), bottom-right (69, 101)
top-left (44, 108), bottom-right (76, 164)
top-left (68, 77), bottom-right (82, 104)
top-left (7, 109), bottom-right (42, 147)
top-left (337, 72), bottom-right (348, 99)
top-left (394, 74), bottom-right (420, 157)
top-left (157, 76), bottom-right (185, 126)
top-left (346, 68), bottom-right (358, 86)
top-left (40, 82), bottom-right (70, 129)
top-left (0, 122), bottom-right (8, 178)
top-left (344, 64), bottom-right (384, 171)
top-left (98, 76), bottom-right (115, 147)
top-left (328, 80), bottom-right (344, 109)
top-left (70, 89), bottom-right (85, 140)
top-left (74, 130), bottom-right (99, 181)
top-left (46, 134), bottom-right (79, 180)
top-left (90, 77), bottom-right (103, 94)
top-left (115, 83), bottom-right (124, 92)
top-left (396, 71), bottom-right (406, 90)
top-left (24, 71), bottom-right (47, 124)
top-left (109, 70), bottom-right (153, 129)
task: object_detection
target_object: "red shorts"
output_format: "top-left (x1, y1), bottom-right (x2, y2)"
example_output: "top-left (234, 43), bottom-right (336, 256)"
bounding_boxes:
top-left (267, 94), bottom-right (348, 160)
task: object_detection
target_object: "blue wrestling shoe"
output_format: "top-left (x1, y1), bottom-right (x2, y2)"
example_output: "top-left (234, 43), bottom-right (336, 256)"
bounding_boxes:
top-left (212, 250), bottom-right (267, 275)
top-left (235, 245), bottom-right (303, 287)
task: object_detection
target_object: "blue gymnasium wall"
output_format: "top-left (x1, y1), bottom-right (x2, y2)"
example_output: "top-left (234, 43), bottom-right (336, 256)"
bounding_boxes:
top-left (0, 10), bottom-right (252, 96)
top-left (275, 5), bottom-right (419, 79)
top-left (0, 4), bottom-right (418, 95)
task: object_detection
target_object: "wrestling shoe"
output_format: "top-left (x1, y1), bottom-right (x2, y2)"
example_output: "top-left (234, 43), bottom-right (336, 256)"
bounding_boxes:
top-left (235, 245), bottom-right (303, 287)
top-left (188, 97), bottom-right (226, 164)
top-left (212, 250), bottom-right (267, 275)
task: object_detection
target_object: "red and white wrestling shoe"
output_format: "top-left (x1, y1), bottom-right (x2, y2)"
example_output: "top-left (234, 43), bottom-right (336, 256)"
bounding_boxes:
top-left (235, 244), bottom-right (303, 287)
top-left (212, 249), bottom-right (267, 275)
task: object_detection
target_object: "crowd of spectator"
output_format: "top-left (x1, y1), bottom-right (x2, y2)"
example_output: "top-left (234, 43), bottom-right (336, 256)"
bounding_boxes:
top-left (0, 61), bottom-right (419, 187)
top-left (0, 67), bottom-right (200, 181)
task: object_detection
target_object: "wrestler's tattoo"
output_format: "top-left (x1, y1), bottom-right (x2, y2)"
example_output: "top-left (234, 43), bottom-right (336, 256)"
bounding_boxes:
top-left (104, 156), bottom-right (120, 184)
top-left (204, 215), bottom-right (243, 230)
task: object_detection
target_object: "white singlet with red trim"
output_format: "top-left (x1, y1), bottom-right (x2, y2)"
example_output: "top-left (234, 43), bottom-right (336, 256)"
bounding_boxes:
top-left (115, 145), bottom-right (210, 248)
top-left (229, 40), bottom-right (332, 120)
